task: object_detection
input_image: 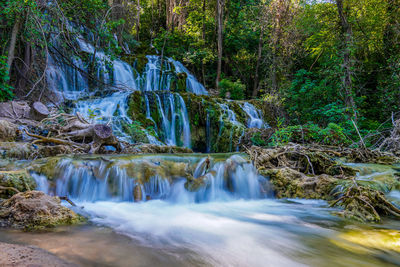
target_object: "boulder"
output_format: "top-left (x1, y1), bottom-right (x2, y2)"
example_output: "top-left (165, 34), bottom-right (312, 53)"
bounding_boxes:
top-left (261, 167), bottom-right (338, 199)
top-left (0, 191), bottom-right (83, 230)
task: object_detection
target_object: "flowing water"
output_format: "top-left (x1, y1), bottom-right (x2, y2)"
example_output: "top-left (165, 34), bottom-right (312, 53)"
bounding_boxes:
top-left (241, 102), bottom-right (268, 129)
top-left (0, 157), bottom-right (391, 266)
top-left (36, 31), bottom-right (400, 267)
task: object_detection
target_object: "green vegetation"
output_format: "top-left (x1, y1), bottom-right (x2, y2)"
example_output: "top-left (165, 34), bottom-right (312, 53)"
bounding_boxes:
top-left (218, 79), bottom-right (245, 100)
top-left (0, 56), bottom-right (13, 101)
top-left (1, 0), bottom-right (400, 148)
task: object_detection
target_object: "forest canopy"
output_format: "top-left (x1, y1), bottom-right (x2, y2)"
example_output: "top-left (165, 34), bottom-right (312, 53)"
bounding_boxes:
top-left (1, 0), bottom-right (400, 146)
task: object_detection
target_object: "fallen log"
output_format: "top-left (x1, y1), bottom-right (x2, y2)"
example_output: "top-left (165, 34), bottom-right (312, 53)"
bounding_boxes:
top-left (30, 102), bottom-right (49, 121)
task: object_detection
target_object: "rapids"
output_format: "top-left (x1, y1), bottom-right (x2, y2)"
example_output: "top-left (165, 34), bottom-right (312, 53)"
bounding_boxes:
top-left (10, 155), bottom-right (397, 266)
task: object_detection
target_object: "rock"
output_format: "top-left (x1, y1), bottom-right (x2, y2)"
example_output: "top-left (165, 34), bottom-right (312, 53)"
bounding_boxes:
top-left (0, 142), bottom-right (72, 160)
top-left (133, 184), bottom-right (142, 202)
top-left (123, 143), bottom-right (193, 154)
top-left (0, 242), bottom-right (76, 267)
top-left (0, 170), bottom-right (36, 198)
top-left (261, 167), bottom-right (338, 199)
top-left (0, 120), bottom-right (18, 141)
top-left (0, 191), bottom-right (83, 230)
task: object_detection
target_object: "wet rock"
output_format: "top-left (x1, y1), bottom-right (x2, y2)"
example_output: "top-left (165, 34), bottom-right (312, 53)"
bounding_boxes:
top-left (0, 142), bottom-right (73, 160)
top-left (0, 170), bottom-right (36, 198)
top-left (261, 168), bottom-right (338, 199)
top-left (123, 143), bottom-right (193, 154)
top-left (0, 191), bottom-right (83, 230)
top-left (133, 184), bottom-right (142, 202)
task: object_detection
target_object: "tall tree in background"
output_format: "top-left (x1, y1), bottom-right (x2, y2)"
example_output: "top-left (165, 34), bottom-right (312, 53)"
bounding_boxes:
top-left (336, 0), bottom-right (356, 119)
top-left (216, 0), bottom-right (225, 90)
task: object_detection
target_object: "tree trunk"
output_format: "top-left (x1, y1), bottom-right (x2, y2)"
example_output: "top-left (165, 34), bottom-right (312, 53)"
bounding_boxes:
top-left (17, 42), bottom-right (31, 91)
top-left (252, 28), bottom-right (264, 98)
top-left (136, 0), bottom-right (141, 41)
top-left (30, 102), bottom-right (49, 121)
top-left (6, 18), bottom-right (21, 74)
top-left (336, 0), bottom-right (357, 118)
top-left (201, 0), bottom-right (206, 85)
top-left (215, 0), bottom-right (225, 90)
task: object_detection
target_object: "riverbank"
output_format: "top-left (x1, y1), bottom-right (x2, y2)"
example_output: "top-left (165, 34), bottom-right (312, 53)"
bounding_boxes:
top-left (0, 241), bottom-right (75, 267)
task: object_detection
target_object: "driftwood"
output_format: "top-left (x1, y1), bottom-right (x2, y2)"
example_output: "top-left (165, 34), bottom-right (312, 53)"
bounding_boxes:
top-left (30, 102), bottom-right (49, 121)
top-left (59, 196), bottom-right (77, 207)
top-left (25, 111), bottom-right (122, 154)
top-left (330, 181), bottom-right (400, 222)
top-left (0, 185), bottom-right (20, 194)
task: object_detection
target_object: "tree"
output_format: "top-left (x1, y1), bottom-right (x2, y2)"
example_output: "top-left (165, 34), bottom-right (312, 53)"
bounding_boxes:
top-left (215, 0), bottom-right (225, 90)
top-left (336, 0), bottom-right (357, 119)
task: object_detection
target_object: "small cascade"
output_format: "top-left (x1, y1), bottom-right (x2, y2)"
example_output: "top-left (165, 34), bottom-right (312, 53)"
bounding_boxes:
top-left (73, 91), bottom-right (133, 142)
top-left (140, 55), bottom-right (173, 92)
top-left (169, 59), bottom-right (208, 95)
top-left (147, 93), bottom-right (191, 147)
top-left (46, 53), bottom-right (89, 101)
top-left (241, 102), bottom-right (268, 129)
top-left (218, 103), bottom-right (240, 126)
top-left (33, 154), bottom-right (269, 203)
top-left (217, 103), bottom-right (245, 152)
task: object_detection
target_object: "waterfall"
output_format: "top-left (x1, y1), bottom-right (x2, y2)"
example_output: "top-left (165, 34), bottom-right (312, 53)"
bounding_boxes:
top-left (169, 58), bottom-right (208, 95)
top-left (241, 102), bottom-right (269, 129)
top-left (33, 154), bottom-right (269, 203)
top-left (46, 53), bottom-right (89, 101)
top-left (149, 93), bottom-right (191, 147)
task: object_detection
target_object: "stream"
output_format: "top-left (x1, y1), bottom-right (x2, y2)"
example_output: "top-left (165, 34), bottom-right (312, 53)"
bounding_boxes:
top-left (2, 155), bottom-right (400, 266)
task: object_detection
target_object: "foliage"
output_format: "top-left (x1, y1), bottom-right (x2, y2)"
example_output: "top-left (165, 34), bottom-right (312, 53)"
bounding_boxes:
top-left (0, 56), bottom-right (13, 102)
top-left (218, 79), bottom-right (245, 100)
top-left (251, 132), bottom-right (267, 147)
top-left (270, 121), bottom-right (351, 147)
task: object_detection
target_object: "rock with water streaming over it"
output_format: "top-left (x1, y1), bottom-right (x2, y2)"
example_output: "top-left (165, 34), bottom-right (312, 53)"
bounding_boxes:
top-left (0, 191), bottom-right (83, 230)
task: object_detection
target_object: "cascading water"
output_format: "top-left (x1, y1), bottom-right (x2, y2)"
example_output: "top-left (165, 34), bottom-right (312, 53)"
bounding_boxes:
top-left (169, 58), bottom-right (208, 95)
top-left (241, 102), bottom-right (269, 128)
top-left (28, 155), bottom-right (391, 267)
top-left (34, 154), bottom-right (267, 203)
top-left (47, 35), bottom-right (207, 147)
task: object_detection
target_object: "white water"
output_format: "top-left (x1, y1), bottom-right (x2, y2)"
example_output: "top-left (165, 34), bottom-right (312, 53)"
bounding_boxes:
top-left (81, 199), bottom-right (318, 267)
top-left (32, 154), bottom-right (342, 266)
top-left (241, 102), bottom-right (268, 129)
top-left (169, 58), bottom-right (208, 95)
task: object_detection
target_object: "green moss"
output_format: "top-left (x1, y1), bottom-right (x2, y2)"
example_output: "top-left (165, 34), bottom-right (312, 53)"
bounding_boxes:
top-left (0, 170), bottom-right (37, 198)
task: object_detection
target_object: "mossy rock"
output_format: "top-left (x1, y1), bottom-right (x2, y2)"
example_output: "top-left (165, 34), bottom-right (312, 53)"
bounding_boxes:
top-left (0, 170), bottom-right (36, 198)
top-left (0, 191), bottom-right (84, 230)
top-left (260, 168), bottom-right (338, 199)
top-left (29, 157), bottom-right (62, 180)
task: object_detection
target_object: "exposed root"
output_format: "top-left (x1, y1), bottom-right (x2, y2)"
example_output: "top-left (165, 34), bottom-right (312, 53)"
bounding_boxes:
top-left (330, 182), bottom-right (400, 222)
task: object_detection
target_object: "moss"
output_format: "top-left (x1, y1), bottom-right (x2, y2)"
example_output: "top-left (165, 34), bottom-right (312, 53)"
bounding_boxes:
top-left (0, 191), bottom-right (85, 230)
top-left (0, 170), bottom-right (37, 198)
top-left (260, 168), bottom-right (338, 199)
top-left (176, 72), bottom-right (187, 92)
top-left (30, 157), bottom-right (62, 180)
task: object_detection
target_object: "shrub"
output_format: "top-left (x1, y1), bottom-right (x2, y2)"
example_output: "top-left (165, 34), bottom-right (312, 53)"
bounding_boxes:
top-left (270, 122), bottom-right (351, 147)
top-left (219, 78), bottom-right (245, 100)
top-left (0, 56), bottom-right (13, 102)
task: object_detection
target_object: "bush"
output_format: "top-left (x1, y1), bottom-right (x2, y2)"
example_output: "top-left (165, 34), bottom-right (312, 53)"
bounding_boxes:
top-left (270, 122), bottom-right (351, 147)
top-left (0, 56), bottom-right (13, 102)
top-left (219, 78), bottom-right (245, 100)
